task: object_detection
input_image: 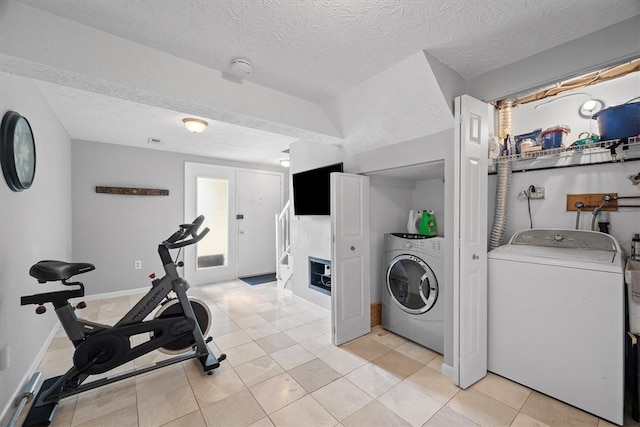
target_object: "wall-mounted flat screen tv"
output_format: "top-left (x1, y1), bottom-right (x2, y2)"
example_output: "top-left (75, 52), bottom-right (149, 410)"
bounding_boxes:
top-left (292, 162), bottom-right (344, 215)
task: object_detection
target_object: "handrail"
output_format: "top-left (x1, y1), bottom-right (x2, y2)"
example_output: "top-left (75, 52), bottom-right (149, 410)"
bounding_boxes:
top-left (278, 199), bottom-right (291, 221)
top-left (275, 200), bottom-right (291, 277)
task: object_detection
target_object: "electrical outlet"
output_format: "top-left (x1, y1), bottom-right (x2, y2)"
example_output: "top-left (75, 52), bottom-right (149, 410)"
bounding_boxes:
top-left (134, 260), bottom-right (142, 269)
top-left (530, 186), bottom-right (545, 199)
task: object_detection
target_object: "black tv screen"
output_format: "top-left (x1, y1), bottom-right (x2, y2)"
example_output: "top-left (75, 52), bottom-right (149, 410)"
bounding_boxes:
top-left (292, 163), bottom-right (343, 215)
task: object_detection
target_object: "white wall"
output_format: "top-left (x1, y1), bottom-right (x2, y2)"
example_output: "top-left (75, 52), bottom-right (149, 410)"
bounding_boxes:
top-left (72, 140), bottom-right (288, 296)
top-left (510, 72), bottom-right (639, 144)
top-left (288, 140), bottom-right (347, 310)
top-left (0, 73), bottom-right (72, 423)
top-left (412, 178), bottom-right (446, 237)
top-left (488, 163), bottom-right (640, 255)
top-left (368, 178), bottom-right (415, 302)
top-left (487, 71), bottom-right (640, 253)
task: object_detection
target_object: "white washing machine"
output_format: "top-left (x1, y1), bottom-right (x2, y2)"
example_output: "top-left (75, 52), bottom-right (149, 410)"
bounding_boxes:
top-left (488, 229), bottom-right (625, 425)
top-left (382, 233), bottom-right (444, 354)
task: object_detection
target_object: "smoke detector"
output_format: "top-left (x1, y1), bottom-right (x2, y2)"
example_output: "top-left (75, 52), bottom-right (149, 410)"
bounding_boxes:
top-left (230, 58), bottom-right (252, 78)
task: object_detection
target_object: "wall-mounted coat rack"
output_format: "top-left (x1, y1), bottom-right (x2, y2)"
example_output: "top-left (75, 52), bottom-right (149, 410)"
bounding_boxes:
top-left (95, 186), bottom-right (169, 196)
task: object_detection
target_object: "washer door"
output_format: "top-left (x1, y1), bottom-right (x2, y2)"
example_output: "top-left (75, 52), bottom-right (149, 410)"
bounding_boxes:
top-left (387, 254), bottom-right (438, 314)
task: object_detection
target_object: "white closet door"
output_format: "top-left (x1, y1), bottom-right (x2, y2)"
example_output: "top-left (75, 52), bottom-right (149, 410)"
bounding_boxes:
top-left (453, 94), bottom-right (489, 388)
top-left (331, 172), bottom-right (370, 345)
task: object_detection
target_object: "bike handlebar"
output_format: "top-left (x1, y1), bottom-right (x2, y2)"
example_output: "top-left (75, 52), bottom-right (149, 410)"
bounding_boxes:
top-left (162, 215), bottom-right (209, 249)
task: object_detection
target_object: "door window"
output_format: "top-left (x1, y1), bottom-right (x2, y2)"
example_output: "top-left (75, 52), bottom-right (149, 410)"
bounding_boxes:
top-left (196, 177), bottom-right (229, 269)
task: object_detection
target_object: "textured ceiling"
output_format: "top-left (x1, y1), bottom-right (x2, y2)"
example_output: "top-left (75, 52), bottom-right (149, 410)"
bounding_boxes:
top-left (33, 81), bottom-right (299, 164)
top-left (16, 0), bottom-right (640, 103)
top-left (3, 0), bottom-right (639, 166)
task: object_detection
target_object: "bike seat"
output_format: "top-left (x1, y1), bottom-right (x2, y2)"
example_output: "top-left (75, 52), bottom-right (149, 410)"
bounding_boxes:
top-left (29, 260), bottom-right (95, 283)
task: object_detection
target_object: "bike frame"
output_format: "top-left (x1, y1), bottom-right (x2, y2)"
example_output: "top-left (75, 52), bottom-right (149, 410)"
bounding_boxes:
top-left (34, 241), bottom-right (219, 407)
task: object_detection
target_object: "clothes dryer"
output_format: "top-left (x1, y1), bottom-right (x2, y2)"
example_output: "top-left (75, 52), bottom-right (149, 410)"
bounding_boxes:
top-left (382, 233), bottom-right (444, 353)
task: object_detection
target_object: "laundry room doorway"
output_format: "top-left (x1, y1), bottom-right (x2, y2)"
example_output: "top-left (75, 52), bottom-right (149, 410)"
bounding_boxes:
top-left (184, 162), bottom-right (283, 285)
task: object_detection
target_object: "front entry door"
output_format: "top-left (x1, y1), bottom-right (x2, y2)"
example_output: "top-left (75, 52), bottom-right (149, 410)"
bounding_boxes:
top-left (236, 170), bottom-right (282, 278)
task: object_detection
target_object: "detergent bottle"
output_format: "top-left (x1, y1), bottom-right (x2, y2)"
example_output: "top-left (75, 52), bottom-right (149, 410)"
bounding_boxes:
top-left (407, 210), bottom-right (422, 234)
top-left (419, 210), bottom-right (438, 237)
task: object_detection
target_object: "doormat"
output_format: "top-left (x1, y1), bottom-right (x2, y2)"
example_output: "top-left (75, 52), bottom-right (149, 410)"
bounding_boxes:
top-left (240, 273), bottom-right (277, 286)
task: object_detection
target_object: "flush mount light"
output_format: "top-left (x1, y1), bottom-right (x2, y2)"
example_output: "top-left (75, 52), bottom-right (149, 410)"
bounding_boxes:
top-left (579, 99), bottom-right (605, 118)
top-left (279, 159), bottom-right (290, 168)
top-left (182, 118), bottom-right (208, 133)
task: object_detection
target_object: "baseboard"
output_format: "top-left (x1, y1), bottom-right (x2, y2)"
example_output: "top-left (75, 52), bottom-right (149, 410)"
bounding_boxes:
top-left (370, 302), bottom-right (381, 327)
top-left (291, 293), bottom-right (330, 314)
top-left (441, 362), bottom-right (455, 381)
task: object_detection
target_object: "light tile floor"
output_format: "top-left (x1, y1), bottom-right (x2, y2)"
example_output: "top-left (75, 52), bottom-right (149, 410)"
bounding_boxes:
top-left (18, 279), bottom-right (639, 427)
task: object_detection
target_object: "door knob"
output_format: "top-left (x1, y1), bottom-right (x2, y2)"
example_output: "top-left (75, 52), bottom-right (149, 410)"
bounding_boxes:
top-left (472, 254), bottom-right (479, 260)
top-left (239, 230), bottom-right (245, 234)
top-left (350, 246), bottom-right (355, 251)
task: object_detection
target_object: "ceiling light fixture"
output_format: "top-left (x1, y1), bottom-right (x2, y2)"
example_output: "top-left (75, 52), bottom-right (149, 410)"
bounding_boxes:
top-left (182, 118), bottom-right (208, 133)
top-left (279, 159), bottom-right (290, 168)
top-left (579, 99), bottom-right (605, 118)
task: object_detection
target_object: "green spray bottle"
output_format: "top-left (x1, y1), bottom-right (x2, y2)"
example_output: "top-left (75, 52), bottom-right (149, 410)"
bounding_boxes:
top-left (419, 210), bottom-right (438, 237)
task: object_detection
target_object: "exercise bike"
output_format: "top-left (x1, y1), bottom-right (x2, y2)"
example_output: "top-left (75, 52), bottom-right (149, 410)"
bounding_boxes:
top-left (20, 216), bottom-right (226, 427)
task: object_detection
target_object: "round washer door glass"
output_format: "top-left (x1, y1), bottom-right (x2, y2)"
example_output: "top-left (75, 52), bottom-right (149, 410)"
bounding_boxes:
top-left (387, 254), bottom-right (438, 315)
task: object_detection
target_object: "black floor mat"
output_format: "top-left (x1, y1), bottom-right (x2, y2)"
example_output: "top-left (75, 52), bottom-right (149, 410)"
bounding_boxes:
top-left (240, 273), bottom-right (276, 285)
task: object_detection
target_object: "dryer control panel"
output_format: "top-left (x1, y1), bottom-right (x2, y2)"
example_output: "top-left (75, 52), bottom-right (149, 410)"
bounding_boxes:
top-left (385, 233), bottom-right (444, 258)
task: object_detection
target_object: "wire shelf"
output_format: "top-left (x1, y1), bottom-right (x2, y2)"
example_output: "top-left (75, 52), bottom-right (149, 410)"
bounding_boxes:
top-left (489, 136), bottom-right (640, 173)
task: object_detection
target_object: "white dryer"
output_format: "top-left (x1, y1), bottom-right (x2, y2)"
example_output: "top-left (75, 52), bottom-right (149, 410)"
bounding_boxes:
top-left (488, 229), bottom-right (624, 425)
top-left (382, 233), bottom-right (444, 354)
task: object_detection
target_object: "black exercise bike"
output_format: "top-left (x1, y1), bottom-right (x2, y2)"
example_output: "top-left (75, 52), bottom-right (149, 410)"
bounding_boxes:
top-left (20, 216), bottom-right (225, 426)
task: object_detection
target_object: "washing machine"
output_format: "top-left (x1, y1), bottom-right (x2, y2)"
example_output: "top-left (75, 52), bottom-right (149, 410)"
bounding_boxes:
top-left (382, 233), bottom-right (444, 354)
top-left (488, 229), bottom-right (625, 425)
